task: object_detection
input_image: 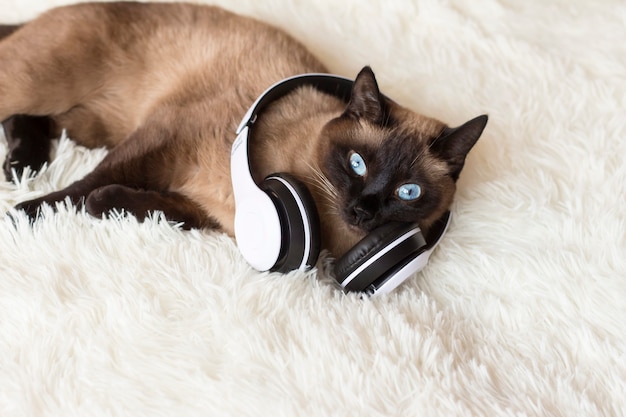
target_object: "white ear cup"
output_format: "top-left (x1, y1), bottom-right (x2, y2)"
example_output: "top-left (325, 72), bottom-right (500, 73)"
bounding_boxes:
top-left (234, 194), bottom-right (282, 271)
top-left (231, 126), bottom-right (283, 270)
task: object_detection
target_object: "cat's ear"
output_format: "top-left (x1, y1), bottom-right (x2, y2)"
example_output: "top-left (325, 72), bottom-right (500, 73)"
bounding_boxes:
top-left (344, 66), bottom-right (384, 124)
top-left (430, 115), bottom-right (488, 180)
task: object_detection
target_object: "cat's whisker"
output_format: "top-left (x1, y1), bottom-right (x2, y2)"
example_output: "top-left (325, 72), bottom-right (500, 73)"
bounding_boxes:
top-left (305, 161), bottom-right (338, 199)
top-left (314, 180), bottom-right (339, 209)
top-left (305, 161), bottom-right (341, 214)
top-left (411, 147), bottom-right (428, 168)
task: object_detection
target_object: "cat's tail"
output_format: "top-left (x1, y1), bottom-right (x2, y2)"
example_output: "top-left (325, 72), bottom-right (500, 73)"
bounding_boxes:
top-left (0, 25), bottom-right (20, 41)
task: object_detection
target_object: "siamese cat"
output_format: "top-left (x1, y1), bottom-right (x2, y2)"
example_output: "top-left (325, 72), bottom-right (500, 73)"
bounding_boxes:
top-left (0, 2), bottom-right (487, 258)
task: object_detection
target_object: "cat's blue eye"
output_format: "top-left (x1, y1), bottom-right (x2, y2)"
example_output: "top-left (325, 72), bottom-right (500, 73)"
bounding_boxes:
top-left (349, 152), bottom-right (367, 177)
top-left (396, 183), bottom-right (421, 201)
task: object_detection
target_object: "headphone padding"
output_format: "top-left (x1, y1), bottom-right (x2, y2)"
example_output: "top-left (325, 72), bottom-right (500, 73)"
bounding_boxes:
top-left (261, 173), bottom-right (321, 272)
top-left (334, 222), bottom-right (427, 292)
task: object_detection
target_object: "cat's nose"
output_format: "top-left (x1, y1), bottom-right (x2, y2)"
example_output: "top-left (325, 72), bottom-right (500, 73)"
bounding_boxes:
top-left (349, 195), bottom-right (379, 228)
top-left (353, 205), bottom-right (374, 223)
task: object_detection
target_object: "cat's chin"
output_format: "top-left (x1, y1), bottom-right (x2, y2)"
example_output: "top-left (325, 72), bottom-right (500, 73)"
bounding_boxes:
top-left (346, 223), bottom-right (368, 236)
top-left (320, 221), bottom-right (367, 259)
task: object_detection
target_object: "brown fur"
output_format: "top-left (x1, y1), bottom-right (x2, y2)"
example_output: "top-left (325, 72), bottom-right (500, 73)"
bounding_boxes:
top-left (0, 2), bottom-right (487, 258)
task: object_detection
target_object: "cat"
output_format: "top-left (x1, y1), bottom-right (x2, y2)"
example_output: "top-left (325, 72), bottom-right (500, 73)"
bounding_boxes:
top-left (0, 2), bottom-right (487, 259)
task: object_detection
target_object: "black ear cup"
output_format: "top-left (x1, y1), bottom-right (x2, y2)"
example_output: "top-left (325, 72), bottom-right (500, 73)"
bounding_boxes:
top-left (261, 173), bottom-right (321, 272)
top-left (334, 222), bottom-right (427, 292)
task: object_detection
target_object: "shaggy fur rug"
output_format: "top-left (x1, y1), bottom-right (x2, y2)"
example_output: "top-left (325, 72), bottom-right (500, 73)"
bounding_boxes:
top-left (1, 0), bottom-right (625, 416)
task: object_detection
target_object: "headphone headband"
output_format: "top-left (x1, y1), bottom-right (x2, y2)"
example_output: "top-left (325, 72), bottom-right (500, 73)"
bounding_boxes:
top-left (235, 73), bottom-right (354, 136)
top-left (231, 74), bottom-right (351, 272)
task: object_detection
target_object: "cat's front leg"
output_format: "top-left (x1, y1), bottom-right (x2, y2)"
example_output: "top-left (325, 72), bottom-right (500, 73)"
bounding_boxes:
top-left (85, 184), bottom-right (219, 230)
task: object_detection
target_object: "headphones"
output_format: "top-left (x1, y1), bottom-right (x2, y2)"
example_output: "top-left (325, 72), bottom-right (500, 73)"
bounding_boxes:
top-left (231, 73), bottom-right (451, 296)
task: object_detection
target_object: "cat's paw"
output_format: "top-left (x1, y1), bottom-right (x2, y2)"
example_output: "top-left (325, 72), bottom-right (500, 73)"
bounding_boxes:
top-left (85, 184), bottom-right (148, 220)
top-left (14, 196), bottom-right (48, 219)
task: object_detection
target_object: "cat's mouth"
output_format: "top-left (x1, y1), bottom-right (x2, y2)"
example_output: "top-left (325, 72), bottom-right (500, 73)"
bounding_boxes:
top-left (343, 197), bottom-right (385, 232)
top-left (345, 208), bottom-right (381, 233)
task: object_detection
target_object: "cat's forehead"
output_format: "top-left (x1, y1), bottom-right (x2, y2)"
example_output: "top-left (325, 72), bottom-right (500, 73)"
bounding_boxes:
top-left (386, 102), bottom-right (446, 139)
top-left (325, 102), bottom-right (447, 161)
top-left (353, 112), bottom-right (449, 177)
top-left (351, 116), bottom-right (442, 153)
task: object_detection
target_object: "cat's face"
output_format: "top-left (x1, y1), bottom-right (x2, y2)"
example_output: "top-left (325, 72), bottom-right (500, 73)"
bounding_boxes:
top-left (321, 115), bottom-right (453, 234)
top-left (316, 67), bottom-right (487, 250)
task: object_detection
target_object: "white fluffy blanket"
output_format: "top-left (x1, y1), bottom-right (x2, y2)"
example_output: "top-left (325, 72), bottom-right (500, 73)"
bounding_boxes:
top-left (1, 1), bottom-right (625, 416)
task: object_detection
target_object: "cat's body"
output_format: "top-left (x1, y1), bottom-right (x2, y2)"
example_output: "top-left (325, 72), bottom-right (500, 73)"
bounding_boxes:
top-left (0, 2), bottom-right (487, 258)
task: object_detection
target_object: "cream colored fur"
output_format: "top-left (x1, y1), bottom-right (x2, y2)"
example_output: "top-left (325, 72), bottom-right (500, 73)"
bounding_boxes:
top-left (1, 1), bottom-right (625, 416)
